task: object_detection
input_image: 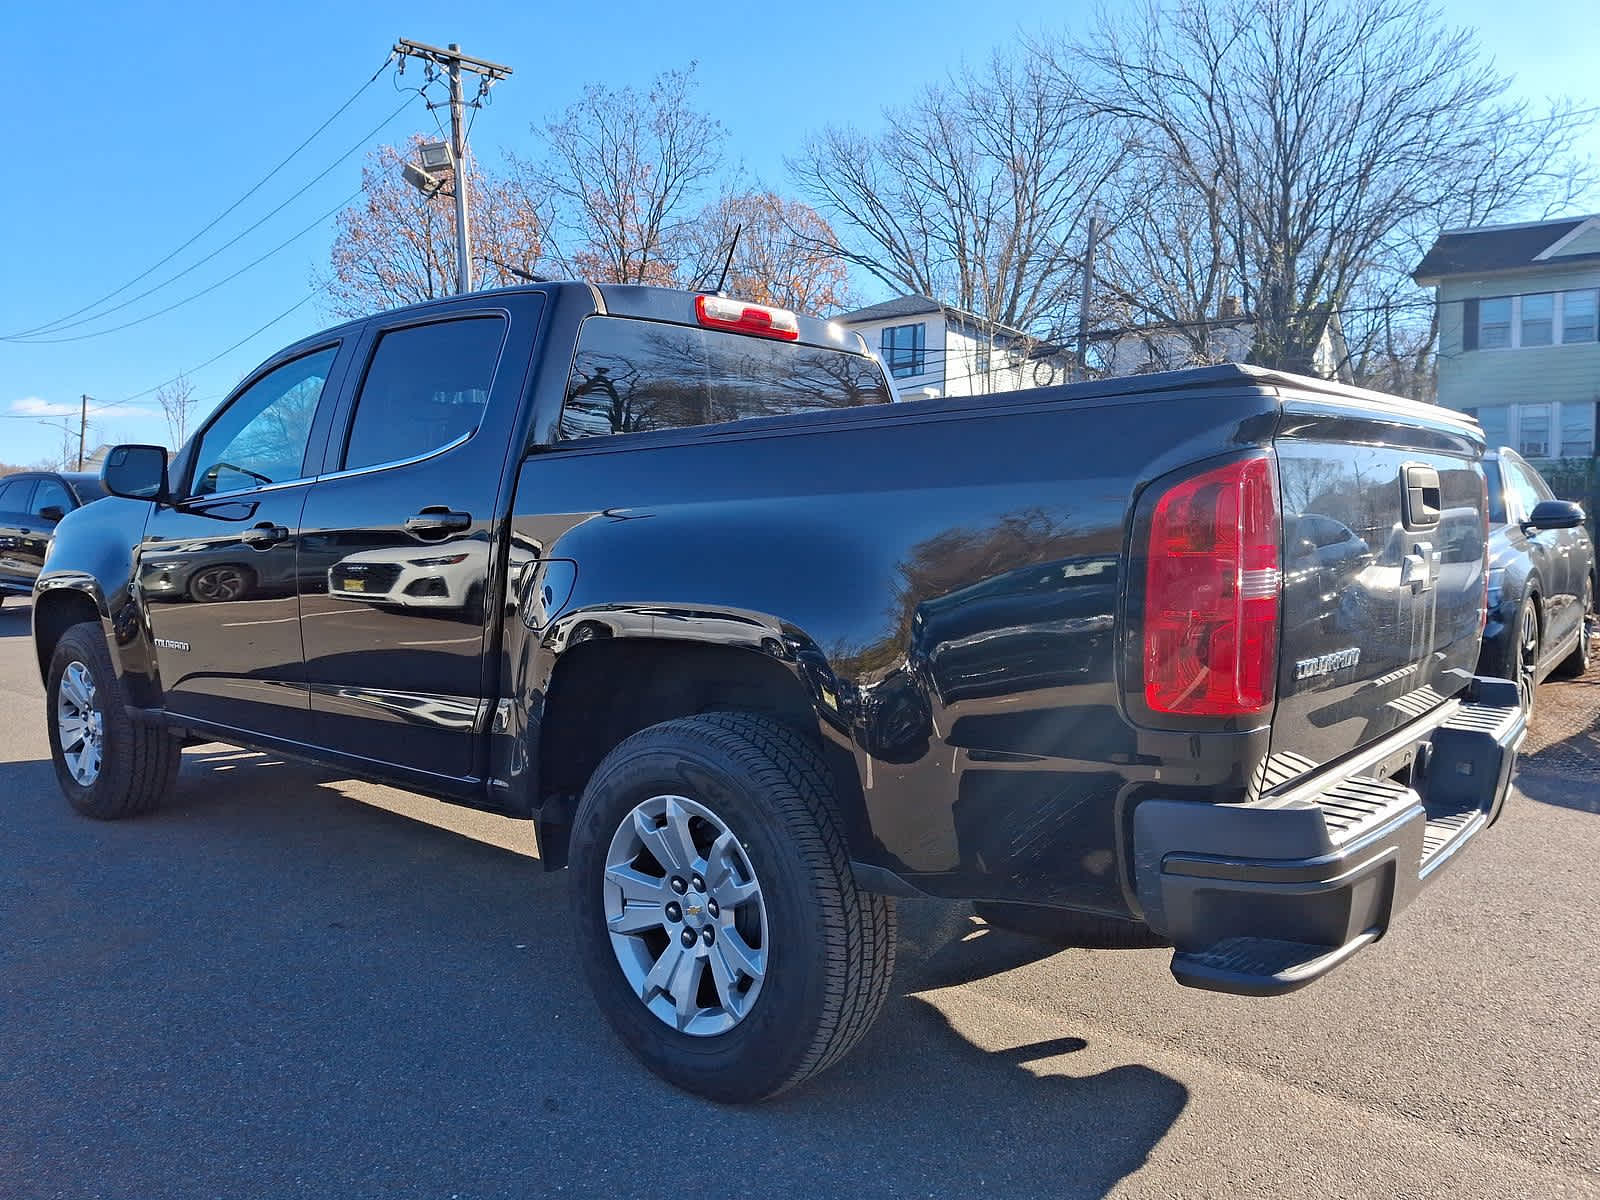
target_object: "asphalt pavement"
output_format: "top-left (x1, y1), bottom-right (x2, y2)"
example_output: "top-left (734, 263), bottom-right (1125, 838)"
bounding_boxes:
top-left (1, 598), bottom-right (1597, 1199)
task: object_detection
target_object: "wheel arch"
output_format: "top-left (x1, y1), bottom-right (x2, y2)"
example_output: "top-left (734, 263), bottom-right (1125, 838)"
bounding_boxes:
top-left (33, 578), bottom-right (110, 687)
top-left (531, 633), bottom-right (869, 871)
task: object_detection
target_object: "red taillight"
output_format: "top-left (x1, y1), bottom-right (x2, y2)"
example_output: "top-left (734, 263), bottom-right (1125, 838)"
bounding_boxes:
top-left (1144, 453), bottom-right (1281, 716)
top-left (695, 294), bottom-right (800, 340)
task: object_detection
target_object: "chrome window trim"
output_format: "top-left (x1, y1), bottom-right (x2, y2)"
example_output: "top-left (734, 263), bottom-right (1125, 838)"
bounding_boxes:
top-left (315, 428), bottom-right (478, 484)
top-left (179, 475), bottom-right (317, 505)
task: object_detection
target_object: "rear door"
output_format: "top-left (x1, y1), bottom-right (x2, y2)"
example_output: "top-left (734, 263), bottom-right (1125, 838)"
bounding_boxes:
top-left (297, 295), bottom-right (542, 781)
top-left (1273, 398), bottom-right (1486, 767)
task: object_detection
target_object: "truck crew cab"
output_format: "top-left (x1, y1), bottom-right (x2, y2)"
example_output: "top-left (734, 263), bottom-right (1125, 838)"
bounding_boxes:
top-left (33, 283), bottom-right (1526, 1102)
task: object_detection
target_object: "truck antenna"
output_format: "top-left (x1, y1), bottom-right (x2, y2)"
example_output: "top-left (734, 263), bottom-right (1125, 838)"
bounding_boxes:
top-left (712, 225), bottom-right (743, 296)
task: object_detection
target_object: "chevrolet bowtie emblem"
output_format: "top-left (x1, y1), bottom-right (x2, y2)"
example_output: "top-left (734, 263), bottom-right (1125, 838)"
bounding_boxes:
top-left (686, 903), bottom-right (703, 916)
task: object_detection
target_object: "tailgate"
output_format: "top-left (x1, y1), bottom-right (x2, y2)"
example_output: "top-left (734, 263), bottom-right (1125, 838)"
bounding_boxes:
top-left (1272, 396), bottom-right (1486, 769)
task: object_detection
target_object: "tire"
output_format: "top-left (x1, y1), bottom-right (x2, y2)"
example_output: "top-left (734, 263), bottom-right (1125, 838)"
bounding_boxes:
top-left (569, 712), bottom-right (897, 1103)
top-left (975, 902), bottom-right (1169, 949)
top-left (1555, 579), bottom-right (1593, 678)
top-left (47, 621), bottom-right (181, 820)
top-left (1514, 596), bottom-right (1541, 716)
top-left (187, 563), bottom-right (254, 603)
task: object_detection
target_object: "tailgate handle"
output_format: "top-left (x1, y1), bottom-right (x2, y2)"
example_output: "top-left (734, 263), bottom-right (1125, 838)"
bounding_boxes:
top-left (1403, 466), bottom-right (1441, 529)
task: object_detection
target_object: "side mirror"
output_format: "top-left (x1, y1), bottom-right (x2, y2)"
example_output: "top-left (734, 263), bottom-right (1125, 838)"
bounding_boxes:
top-left (1525, 499), bottom-right (1585, 531)
top-left (38, 504), bottom-right (66, 522)
top-left (102, 444), bottom-right (170, 502)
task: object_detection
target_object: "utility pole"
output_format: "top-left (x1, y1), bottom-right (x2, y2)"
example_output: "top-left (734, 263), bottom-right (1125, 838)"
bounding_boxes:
top-left (1076, 214), bottom-right (1101, 381)
top-left (393, 38), bottom-right (514, 295)
top-left (78, 394), bottom-right (90, 469)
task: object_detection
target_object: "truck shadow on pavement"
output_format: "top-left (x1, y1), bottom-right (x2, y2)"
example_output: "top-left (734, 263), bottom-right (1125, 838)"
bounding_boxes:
top-left (2, 747), bottom-right (1186, 1199)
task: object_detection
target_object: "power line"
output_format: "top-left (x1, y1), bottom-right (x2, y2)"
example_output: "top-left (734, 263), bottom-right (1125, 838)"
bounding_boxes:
top-left (3, 55), bottom-right (394, 342)
top-left (15, 190), bottom-right (362, 345)
top-left (0, 293), bottom-right (319, 421)
top-left (8, 94), bottom-right (416, 343)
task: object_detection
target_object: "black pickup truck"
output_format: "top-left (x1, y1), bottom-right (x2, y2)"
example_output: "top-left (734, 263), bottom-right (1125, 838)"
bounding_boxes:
top-left (33, 283), bottom-right (1525, 1102)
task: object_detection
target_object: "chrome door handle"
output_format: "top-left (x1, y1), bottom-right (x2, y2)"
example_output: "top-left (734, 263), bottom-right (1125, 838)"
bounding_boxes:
top-left (405, 508), bottom-right (472, 537)
top-left (240, 522), bottom-right (289, 549)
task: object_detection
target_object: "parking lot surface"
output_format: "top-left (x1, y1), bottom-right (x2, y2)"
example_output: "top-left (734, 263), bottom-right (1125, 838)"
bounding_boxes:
top-left (1, 600), bottom-right (1597, 1199)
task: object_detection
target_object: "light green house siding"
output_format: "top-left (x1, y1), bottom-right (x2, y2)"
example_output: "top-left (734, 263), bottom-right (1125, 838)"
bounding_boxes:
top-left (1434, 262), bottom-right (1600, 458)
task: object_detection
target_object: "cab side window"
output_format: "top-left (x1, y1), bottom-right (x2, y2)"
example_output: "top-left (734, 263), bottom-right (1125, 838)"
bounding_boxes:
top-left (190, 346), bottom-right (339, 497)
top-left (31, 478), bottom-right (73, 521)
top-left (341, 317), bottom-right (506, 471)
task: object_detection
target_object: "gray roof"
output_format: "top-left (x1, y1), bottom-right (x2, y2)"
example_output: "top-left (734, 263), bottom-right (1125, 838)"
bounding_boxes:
top-left (832, 294), bottom-right (943, 324)
top-left (1413, 215), bottom-right (1600, 282)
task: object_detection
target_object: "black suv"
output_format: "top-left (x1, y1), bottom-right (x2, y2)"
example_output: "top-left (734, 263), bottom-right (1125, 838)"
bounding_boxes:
top-left (0, 471), bottom-right (105, 605)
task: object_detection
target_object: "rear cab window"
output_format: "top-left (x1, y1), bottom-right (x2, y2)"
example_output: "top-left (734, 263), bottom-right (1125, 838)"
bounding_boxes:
top-left (558, 316), bottom-right (891, 440)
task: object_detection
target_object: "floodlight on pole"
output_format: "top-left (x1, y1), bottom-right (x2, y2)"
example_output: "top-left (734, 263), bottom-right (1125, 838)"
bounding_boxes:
top-left (417, 141), bottom-right (453, 173)
top-left (403, 161), bottom-right (445, 199)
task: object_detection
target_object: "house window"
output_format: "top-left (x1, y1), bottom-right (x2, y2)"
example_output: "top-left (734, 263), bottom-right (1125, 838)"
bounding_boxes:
top-left (1561, 403), bottom-right (1593, 458)
top-left (1478, 297), bottom-right (1511, 349)
top-left (1519, 294), bottom-right (1555, 347)
top-left (1518, 404), bottom-right (1551, 459)
top-left (1475, 405), bottom-right (1508, 448)
top-left (1563, 289), bottom-right (1598, 344)
top-left (881, 323), bottom-right (926, 378)
top-left (974, 346), bottom-right (991, 378)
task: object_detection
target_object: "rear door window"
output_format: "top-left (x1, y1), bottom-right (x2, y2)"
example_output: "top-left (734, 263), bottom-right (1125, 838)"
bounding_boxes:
top-left (341, 317), bottom-right (507, 471)
top-left (559, 317), bottom-right (891, 440)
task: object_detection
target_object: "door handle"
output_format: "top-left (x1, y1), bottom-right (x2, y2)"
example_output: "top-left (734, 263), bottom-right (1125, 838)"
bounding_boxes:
top-left (240, 522), bottom-right (289, 549)
top-left (405, 507), bottom-right (472, 537)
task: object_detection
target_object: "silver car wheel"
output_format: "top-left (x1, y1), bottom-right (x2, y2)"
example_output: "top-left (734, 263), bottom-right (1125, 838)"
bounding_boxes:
top-left (56, 661), bottom-right (104, 787)
top-left (603, 793), bottom-right (769, 1037)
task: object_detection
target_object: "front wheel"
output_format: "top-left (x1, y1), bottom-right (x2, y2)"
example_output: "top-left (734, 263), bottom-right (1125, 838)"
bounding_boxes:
top-left (1514, 597), bottom-right (1541, 716)
top-left (47, 622), bottom-right (181, 819)
top-left (568, 712), bottom-right (896, 1103)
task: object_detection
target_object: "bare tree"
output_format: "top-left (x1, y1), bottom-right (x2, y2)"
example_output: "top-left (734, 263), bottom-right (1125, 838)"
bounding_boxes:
top-left (684, 190), bottom-right (856, 313)
top-left (324, 135), bottom-right (546, 318)
top-left (789, 51), bottom-right (1127, 342)
top-left (156, 372), bottom-right (198, 450)
top-left (1059, 0), bottom-right (1596, 381)
top-left (524, 65), bottom-right (726, 286)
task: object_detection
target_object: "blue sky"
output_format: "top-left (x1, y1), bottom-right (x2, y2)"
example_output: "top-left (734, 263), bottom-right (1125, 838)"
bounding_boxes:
top-left (2, 0), bottom-right (1596, 464)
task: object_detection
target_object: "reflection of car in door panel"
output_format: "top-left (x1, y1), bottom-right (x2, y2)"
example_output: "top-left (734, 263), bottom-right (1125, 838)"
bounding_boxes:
top-left (37, 282), bottom-right (1530, 1105)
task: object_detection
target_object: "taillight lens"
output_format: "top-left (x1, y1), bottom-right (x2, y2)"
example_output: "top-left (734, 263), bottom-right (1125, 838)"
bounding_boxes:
top-left (695, 294), bottom-right (800, 340)
top-left (1144, 453), bottom-right (1281, 716)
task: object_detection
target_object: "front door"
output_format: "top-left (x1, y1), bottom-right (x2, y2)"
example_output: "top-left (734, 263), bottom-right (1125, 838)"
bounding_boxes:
top-left (0, 476), bottom-right (38, 595)
top-left (298, 298), bottom-right (539, 781)
top-left (140, 343), bottom-right (346, 742)
top-left (17, 475), bottom-right (76, 585)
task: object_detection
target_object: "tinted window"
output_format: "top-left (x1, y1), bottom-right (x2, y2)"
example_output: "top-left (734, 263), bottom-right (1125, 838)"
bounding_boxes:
top-left (192, 346), bottom-right (339, 496)
top-left (560, 317), bottom-right (891, 440)
top-left (0, 478), bottom-right (33, 511)
top-left (31, 477), bottom-right (73, 519)
top-left (343, 317), bottom-right (506, 470)
top-left (1502, 459), bottom-right (1542, 521)
top-left (1485, 460), bottom-right (1506, 525)
top-left (1514, 460), bottom-right (1555, 503)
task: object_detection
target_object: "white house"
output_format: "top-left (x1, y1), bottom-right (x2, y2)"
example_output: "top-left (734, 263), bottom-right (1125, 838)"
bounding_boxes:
top-left (1090, 299), bottom-right (1354, 383)
top-left (832, 295), bottom-right (1075, 399)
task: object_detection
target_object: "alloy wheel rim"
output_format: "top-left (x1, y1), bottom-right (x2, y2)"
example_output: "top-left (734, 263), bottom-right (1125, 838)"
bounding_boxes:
top-left (193, 567), bottom-right (244, 602)
top-left (1519, 606), bottom-right (1538, 711)
top-left (56, 661), bottom-right (103, 786)
top-left (602, 794), bottom-right (769, 1037)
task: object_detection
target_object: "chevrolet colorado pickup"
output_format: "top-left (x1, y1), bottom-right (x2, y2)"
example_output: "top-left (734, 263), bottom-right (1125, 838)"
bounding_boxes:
top-left (34, 283), bottom-right (1525, 1102)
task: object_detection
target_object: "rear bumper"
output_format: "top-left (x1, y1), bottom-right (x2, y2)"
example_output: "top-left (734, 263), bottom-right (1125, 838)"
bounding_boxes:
top-left (1134, 677), bottom-right (1525, 996)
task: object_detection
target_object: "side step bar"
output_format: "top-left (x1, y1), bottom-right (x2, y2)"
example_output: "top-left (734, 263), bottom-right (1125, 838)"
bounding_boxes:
top-left (1170, 931), bottom-right (1381, 997)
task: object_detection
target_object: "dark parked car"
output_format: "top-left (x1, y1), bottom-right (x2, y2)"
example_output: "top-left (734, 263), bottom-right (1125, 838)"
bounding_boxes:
top-left (0, 470), bottom-right (104, 605)
top-left (32, 283), bottom-right (1526, 1102)
top-left (1479, 448), bottom-right (1595, 710)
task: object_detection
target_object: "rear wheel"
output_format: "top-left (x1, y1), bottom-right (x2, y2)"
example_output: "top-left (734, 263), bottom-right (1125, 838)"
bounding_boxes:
top-left (47, 622), bottom-right (181, 819)
top-left (569, 712), bottom-right (896, 1102)
top-left (188, 563), bottom-right (253, 603)
top-left (1556, 580), bottom-right (1593, 678)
